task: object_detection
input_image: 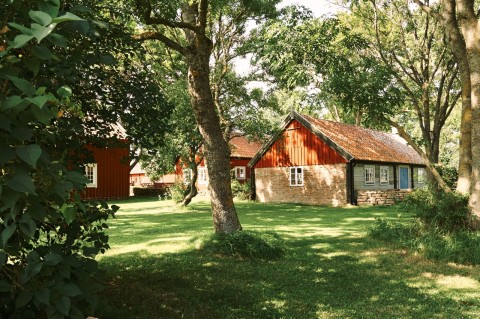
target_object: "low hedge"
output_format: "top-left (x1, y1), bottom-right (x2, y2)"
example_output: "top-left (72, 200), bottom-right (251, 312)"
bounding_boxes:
top-left (132, 187), bottom-right (169, 197)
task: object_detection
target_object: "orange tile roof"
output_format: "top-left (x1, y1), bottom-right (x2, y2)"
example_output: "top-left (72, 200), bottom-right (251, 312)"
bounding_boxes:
top-left (229, 135), bottom-right (263, 158)
top-left (301, 114), bottom-right (424, 165)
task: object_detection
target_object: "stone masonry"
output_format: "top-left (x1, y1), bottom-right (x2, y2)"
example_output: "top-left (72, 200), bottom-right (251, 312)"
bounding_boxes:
top-left (254, 164), bottom-right (347, 206)
top-left (356, 189), bottom-right (412, 206)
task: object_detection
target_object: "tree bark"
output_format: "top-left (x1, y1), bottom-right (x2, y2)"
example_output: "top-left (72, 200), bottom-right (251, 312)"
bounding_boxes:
top-left (182, 3), bottom-right (242, 233)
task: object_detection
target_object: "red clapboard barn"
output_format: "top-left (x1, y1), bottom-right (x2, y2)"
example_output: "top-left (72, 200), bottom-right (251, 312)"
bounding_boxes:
top-left (176, 135), bottom-right (263, 193)
top-left (82, 143), bottom-right (130, 200)
top-left (249, 111), bottom-right (426, 206)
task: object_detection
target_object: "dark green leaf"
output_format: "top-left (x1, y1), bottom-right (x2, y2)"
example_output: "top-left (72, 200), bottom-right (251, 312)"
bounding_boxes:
top-left (6, 76), bottom-right (36, 97)
top-left (6, 171), bottom-right (36, 194)
top-left (23, 57), bottom-right (40, 76)
top-left (19, 214), bottom-right (36, 238)
top-left (25, 204), bottom-right (47, 220)
top-left (55, 296), bottom-right (71, 316)
top-left (31, 23), bottom-right (57, 43)
top-left (29, 10), bottom-right (53, 26)
top-left (11, 34), bottom-right (34, 48)
top-left (0, 280), bottom-right (11, 292)
top-left (32, 46), bottom-right (54, 60)
top-left (0, 251), bottom-right (6, 267)
top-left (15, 291), bottom-right (33, 309)
top-left (34, 287), bottom-right (51, 305)
top-left (0, 117), bottom-right (11, 132)
top-left (26, 94), bottom-right (54, 108)
top-left (38, 1), bottom-right (60, 18)
top-left (1, 224), bottom-right (16, 247)
top-left (56, 85), bottom-right (72, 99)
top-left (47, 33), bottom-right (68, 47)
top-left (8, 22), bottom-right (33, 35)
top-left (0, 189), bottom-right (20, 214)
top-left (53, 12), bottom-right (83, 23)
top-left (32, 104), bottom-right (54, 124)
top-left (1, 95), bottom-right (23, 111)
top-left (25, 261), bottom-right (43, 280)
top-left (16, 144), bottom-right (42, 167)
top-left (44, 253), bottom-right (62, 266)
top-left (60, 284), bottom-right (82, 297)
top-left (60, 204), bottom-right (76, 225)
top-left (12, 126), bottom-right (33, 141)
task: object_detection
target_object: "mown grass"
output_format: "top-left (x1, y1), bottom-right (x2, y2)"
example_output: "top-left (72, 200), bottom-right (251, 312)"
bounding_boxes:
top-left (97, 198), bottom-right (480, 319)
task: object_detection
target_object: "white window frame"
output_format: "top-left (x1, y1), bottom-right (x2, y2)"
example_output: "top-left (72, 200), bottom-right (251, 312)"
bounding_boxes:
top-left (290, 166), bottom-right (304, 186)
top-left (365, 166), bottom-right (375, 185)
top-left (418, 167), bottom-right (425, 184)
top-left (198, 167), bottom-right (208, 185)
top-left (234, 166), bottom-right (246, 180)
top-left (380, 166), bottom-right (389, 185)
top-left (183, 168), bottom-right (192, 185)
top-left (85, 163), bottom-right (98, 188)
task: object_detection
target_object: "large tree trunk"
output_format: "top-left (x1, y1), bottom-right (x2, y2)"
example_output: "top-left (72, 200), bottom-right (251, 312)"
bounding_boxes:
top-left (182, 4), bottom-right (242, 233)
top-left (439, 0), bottom-right (472, 194)
top-left (460, 11), bottom-right (480, 218)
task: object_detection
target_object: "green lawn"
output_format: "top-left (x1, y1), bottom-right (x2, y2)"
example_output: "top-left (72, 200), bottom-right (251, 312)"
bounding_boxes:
top-left (97, 198), bottom-right (480, 319)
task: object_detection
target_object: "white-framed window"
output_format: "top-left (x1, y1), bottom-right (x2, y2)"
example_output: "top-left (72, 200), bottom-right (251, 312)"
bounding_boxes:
top-left (198, 167), bottom-right (208, 184)
top-left (183, 168), bottom-right (192, 185)
top-left (418, 167), bottom-right (425, 184)
top-left (85, 163), bottom-right (97, 188)
top-left (365, 166), bottom-right (375, 185)
top-left (235, 166), bottom-right (246, 180)
top-left (290, 166), bottom-right (304, 186)
top-left (380, 166), bottom-right (389, 184)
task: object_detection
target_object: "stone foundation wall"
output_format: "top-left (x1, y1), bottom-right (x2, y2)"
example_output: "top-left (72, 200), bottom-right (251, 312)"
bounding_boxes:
top-left (254, 164), bottom-right (347, 206)
top-left (356, 189), bottom-right (412, 206)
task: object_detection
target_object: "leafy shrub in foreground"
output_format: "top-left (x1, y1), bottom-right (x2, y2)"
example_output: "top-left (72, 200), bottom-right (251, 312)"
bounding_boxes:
top-left (231, 179), bottom-right (252, 200)
top-left (194, 230), bottom-right (286, 260)
top-left (400, 189), bottom-right (471, 231)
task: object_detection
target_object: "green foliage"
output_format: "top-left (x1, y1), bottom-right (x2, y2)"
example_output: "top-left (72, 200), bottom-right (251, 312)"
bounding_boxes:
top-left (194, 230), bottom-right (285, 260)
top-left (132, 187), bottom-right (169, 198)
top-left (1, 2), bottom-right (116, 318)
top-left (434, 165), bottom-right (458, 190)
top-left (168, 181), bottom-right (188, 203)
top-left (368, 218), bottom-right (420, 245)
top-left (231, 179), bottom-right (251, 200)
top-left (400, 189), bottom-right (470, 231)
top-left (369, 189), bottom-right (478, 265)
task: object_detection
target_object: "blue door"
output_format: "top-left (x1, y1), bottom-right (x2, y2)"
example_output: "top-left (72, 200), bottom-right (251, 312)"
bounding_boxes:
top-left (399, 167), bottom-right (409, 189)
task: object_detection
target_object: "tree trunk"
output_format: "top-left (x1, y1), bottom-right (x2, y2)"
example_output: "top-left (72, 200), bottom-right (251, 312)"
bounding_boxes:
top-left (461, 16), bottom-right (480, 218)
top-left (182, 4), bottom-right (242, 233)
top-left (182, 164), bottom-right (198, 206)
top-left (439, 0), bottom-right (472, 194)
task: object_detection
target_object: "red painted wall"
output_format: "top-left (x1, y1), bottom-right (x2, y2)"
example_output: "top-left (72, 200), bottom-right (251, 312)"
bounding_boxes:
top-left (83, 145), bottom-right (130, 199)
top-left (254, 119), bottom-right (348, 169)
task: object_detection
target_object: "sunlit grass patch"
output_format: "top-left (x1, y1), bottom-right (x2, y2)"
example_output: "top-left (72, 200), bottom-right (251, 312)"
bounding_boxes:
top-left (97, 198), bottom-right (480, 319)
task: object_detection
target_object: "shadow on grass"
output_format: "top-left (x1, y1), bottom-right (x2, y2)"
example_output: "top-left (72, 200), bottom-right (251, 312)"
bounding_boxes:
top-left (98, 200), bottom-right (479, 319)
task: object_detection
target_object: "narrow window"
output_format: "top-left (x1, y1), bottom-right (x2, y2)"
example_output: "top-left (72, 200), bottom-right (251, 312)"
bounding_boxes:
top-left (183, 168), bottom-right (192, 185)
top-left (418, 168), bottom-right (425, 184)
top-left (85, 163), bottom-right (97, 188)
top-left (198, 167), bottom-right (208, 184)
top-left (365, 166), bottom-right (375, 185)
top-left (235, 166), bottom-right (246, 180)
top-left (380, 166), bottom-right (389, 184)
top-left (290, 166), bottom-right (304, 186)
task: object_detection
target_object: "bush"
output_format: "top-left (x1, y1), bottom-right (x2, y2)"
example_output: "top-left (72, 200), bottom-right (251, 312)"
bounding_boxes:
top-left (368, 218), bottom-right (419, 246)
top-left (132, 187), bottom-right (169, 198)
top-left (193, 230), bottom-right (286, 260)
top-left (168, 181), bottom-right (188, 203)
top-left (400, 189), bottom-right (470, 231)
top-left (231, 179), bottom-right (251, 200)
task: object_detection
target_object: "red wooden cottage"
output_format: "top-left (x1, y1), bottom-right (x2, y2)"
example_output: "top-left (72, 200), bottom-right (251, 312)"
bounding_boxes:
top-left (248, 111), bottom-right (426, 206)
top-left (177, 135), bottom-right (263, 193)
top-left (82, 142), bottom-right (130, 200)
